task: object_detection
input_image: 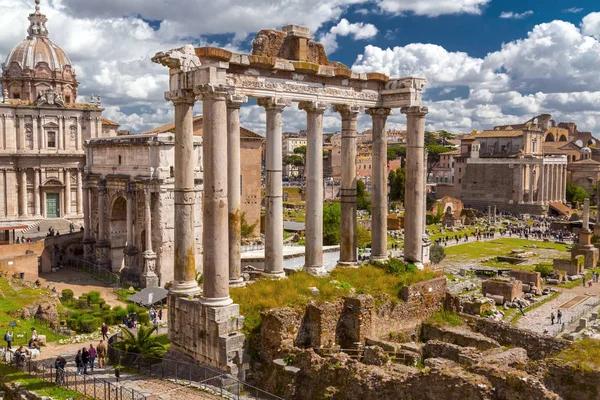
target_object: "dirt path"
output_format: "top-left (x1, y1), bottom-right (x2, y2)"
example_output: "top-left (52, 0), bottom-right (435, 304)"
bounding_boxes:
top-left (38, 267), bottom-right (123, 307)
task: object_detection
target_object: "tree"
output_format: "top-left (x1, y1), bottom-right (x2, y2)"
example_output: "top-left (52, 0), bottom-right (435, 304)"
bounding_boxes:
top-left (117, 325), bottom-right (166, 357)
top-left (426, 144), bottom-right (455, 177)
top-left (357, 180), bottom-right (371, 212)
top-left (430, 243), bottom-right (446, 265)
top-left (283, 154), bottom-right (304, 168)
top-left (388, 168), bottom-right (405, 202)
top-left (357, 225), bottom-right (371, 248)
top-left (240, 212), bottom-right (258, 239)
top-left (387, 146), bottom-right (407, 161)
top-left (323, 202), bottom-right (341, 245)
top-left (566, 181), bottom-right (589, 205)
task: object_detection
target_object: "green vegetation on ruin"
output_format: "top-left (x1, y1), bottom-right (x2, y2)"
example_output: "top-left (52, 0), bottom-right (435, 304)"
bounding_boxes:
top-left (554, 338), bottom-right (600, 371)
top-left (427, 310), bottom-right (463, 327)
top-left (0, 364), bottom-right (85, 400)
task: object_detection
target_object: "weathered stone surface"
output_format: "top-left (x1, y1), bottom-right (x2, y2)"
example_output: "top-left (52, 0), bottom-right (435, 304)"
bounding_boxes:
top-left (421, 323), bottom-right (501, 350)
top-left (362, 345), bottom-right (390, 366)
top-left (423, 340), bottom-right (483, 366)
top-left (483, 347), bottom-right (529, 367)
top-left (482, 278), bottom-right (523, 303)
top-left (544, 361), bottom-right (600, 400)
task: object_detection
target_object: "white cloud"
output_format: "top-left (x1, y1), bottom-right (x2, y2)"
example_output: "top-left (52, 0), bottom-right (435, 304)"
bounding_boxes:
top-left (319, 18), bottom-right (378, 54)
top-left (582, 12), bottom-right (600, 40)
top-left (376, 0), bottom-right (490, 17)
top-left (499, 10), bottom-right (534, 19)
top-left (563, 7), bottom-right (584, 14)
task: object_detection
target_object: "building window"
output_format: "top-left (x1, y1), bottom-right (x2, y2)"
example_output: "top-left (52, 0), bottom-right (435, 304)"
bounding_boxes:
top-left (47, 131), bottom-right (56, 148)
top-left (118, 155), bottom-right (122, 165)
top-left (459, 167), bottom-right (461, 173)
top-left (65, 95), bottom-right (71, 103)
top-left (458, 179), bottom-right (462, 184)
top-left (12, 93), bottom-right (20, 99)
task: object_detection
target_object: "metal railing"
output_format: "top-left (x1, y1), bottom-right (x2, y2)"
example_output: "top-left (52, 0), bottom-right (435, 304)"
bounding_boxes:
top-left (556, 298), bottom-right (600, 336)
top-left (108, 333), bottom-right (283, 400)
top-left (67, 257), bottom-right (121, 289)
top-left (1, 354), bottom-right (146, 400)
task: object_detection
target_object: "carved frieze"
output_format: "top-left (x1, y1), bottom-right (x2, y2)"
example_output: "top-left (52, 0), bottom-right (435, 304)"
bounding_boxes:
top-left (70, 125), bottom-right (77, 141)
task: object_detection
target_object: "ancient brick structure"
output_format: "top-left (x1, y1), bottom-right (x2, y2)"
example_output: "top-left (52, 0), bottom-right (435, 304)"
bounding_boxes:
top-left (481, 278), bottom-right (523, 303)
top-left (509, 269), bottom-right (542, 290)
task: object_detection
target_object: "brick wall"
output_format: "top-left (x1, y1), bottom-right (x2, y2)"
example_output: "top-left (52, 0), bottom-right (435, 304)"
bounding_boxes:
top-left (481, 279), bottom-right (523, 302)
top-left (0, 240), bottom-right (44, 278)
top-left (509, 269), bottom-right (542, 289)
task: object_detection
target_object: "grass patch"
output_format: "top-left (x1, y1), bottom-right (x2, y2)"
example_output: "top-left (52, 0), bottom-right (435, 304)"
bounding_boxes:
top-left (428, 310), bottom-right (463, 327)
top-left (554, 339), bottom-right (600, 371)
top-left (0, 364), bottom-right (85, 399)
top-left (114, 288), bottom-right (137, 303)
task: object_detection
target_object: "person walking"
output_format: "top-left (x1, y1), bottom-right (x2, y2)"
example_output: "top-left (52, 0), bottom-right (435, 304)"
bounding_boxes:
top-left (557, 309), bottom-right (563, 325)
top-left (158, 308), bottom-right (162, 321)
top-left (101, 323), bottom-right (109, 341)
top-left (75, 350), bottom-right (83, 374)
top-left (550, 312), bottom-right (555, 325)
top-left (81, 347), bottom-right (90, 375)
top-left (88, 344), bottom-right (97, 372)
top-left (4, 330), bottom-right (12, 350)
top-left (96, 340), bottom-right (106, 368)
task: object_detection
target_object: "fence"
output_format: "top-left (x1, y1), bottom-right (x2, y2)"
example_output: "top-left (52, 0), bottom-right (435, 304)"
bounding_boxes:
top-left (1, 354), bottom-right (146, 400)
top-left (67, 257), bottom-right (121, 289)
top-left (556, 297), bottom-right (600, 336)
top-left (108, 333), bottom-right (283, 400)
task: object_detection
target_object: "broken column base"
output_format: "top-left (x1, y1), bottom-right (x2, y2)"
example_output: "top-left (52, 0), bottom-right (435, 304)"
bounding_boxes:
top-left (168, 293), bottom-right (247, 379)
top-left (336, 261), bottom-right (360, 268)
top-left (571, 245), bottom-right (599, 270)
top-left (140, 251), bottom-right (159, 288)
top-left (304, 266), bottom-right (328, 277)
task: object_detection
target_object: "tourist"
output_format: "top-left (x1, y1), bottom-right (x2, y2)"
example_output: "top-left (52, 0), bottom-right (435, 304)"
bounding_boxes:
top-left (75, 350), bottom-right (83, 374)
top-left (150, 307), bottom-right (156, 322)
top-left (557, 309), bottom-right (563, 324)
top-left (28, 337), bottom-right (40, 351)
top-left (158, 309), bottom-right (162, 321)
top-left (15, 346), bottom-right (25, 367)
top-left (518, 302), bottom-right (525, 316)
top-left (15, 237), bottom-right (20, 244)
top-left (81, 347), bottom-right (90, 374)
top-left (101, 323), bottom-right (109, 340)
top-left (550, 312), bottom-right (555, 325)
top-left (4, 330), bottom-right (12, 350)
top-left (54, 356), bottom-right (66, 384)
top-left (589, 279), bottom-right (593, 287)
top-left (96, 340), bottom-right (107, 368)
top-left (88, 344), bottom-right (97, 371)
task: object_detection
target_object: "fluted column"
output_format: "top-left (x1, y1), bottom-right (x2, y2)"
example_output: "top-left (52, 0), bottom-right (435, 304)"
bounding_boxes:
top-left (20, 168), bottom-right (28, 217)
top-left (550, 164), bottom-right (557, 202)
top-left (258, 97), bottom-right (289, 278)
top-left (561, 163), bottom-right (567, 203)
top-left (401, 106), bottom-right (428, 264)
top-left (96, 179), bottom-right (112, 269)
top-left (126, 183), bottom-right (135, 247)
top-left (199, 84), bottom-right (231, 305)
top-left (76, 169), bottom-right (83, 215)
top-left (76, 117), bottom-right (82, 151)
top-left (141, 184), bottom-right (158, 287)
top-left (57, 117), bottom-right (62, 151)
top-left (537, 163), bottom-right (544, 204)
top-left (335, 104), bottom-right (360, 267)
top-left (528, 164), bottom-right (534, 204)
top-left (517, 165), bottom-right (524, 203)
top-left (227, 94), bottom-right (247, 285)
top-left (368, 107), bottom-right (392, 262)
top-left (32, 116), bottom-right (38, 150)
top-left (64, 169), bottom-right (71, 215)
top-left (299, 100), bottom-right (329, 275)
top-left (169, 90), bottom-right (201, 295)
top-left (33, 168), bottom-right (40, 216)
top-left (18, 115), bottom-right (25, 150)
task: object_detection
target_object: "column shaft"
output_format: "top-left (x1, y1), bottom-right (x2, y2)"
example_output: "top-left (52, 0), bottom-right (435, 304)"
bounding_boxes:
top-left (517, 165), bottom-right (524, 203)
top-left (561, 163), bottom-right (567, 203)
top-left (126, 185), bottom-right (134, 246)
top-left (144, 187), bottom-right (153, 252)
top-left (528, 164), bottom-right (534, 204)
top-left (300, 101), bottom-right (328, 274)
top-left (20, 168), bottom-right (28, 217)
top-left (538, 164), bottom-right (544, 204)
top-left (97, 181), bottom-right (106, 241)
top-left (401, 106), bottom-right (428, 264)
top-left (76, 170), bottom-right (83, 215)
top-left (65, 169), bottom-right (71, 215)
top-left (200, 85), bottom-right (231, 304)
top-left (32, 116), bottom-right (38, 150)
top-left (226, 96), bottom-right (247, 284)
top-left (259, 97), bottom-right (288, 278)
top-left (335, 105), bottom-right (360, 266)
top-left (33, 168), bottom-right (40, 216)
top-left (171, 94), bottom-right (201, 295)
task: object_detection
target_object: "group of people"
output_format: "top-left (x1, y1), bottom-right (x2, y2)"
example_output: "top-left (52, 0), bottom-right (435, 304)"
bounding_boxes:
top-left (73, 341), bottom-right (107, 375)
top-left (15, 236), bottom-right (32, 244)
top-left (149, 307), bottom-right (162, 325)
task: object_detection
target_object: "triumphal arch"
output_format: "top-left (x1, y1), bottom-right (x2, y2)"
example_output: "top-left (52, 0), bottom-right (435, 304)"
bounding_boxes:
top-left (153, 25), bottom-right (428, 375)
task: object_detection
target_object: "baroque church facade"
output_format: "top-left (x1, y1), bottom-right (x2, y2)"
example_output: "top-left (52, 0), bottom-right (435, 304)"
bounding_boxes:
top-left (0, 0), bottom-right (117, 239)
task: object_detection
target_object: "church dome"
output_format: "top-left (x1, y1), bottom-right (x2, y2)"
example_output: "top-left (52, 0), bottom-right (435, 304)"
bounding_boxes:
top-left (581, 147), bottom-right (592, 154)
top-left (1, 0), bottom-right (78, 103)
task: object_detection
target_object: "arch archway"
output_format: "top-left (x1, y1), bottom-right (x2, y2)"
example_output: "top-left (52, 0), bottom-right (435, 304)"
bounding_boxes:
top-left (109, 196), bottom-right (127, 272)
top-left (544, 132), bottom-right (555, 142)
top-left (559, 135), bottom-right (567, 141)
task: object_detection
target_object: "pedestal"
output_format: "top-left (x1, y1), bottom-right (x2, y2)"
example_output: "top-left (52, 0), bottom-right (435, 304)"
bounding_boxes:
top-left (121, 246), bottom-right (140, 287)
top-left (168, 294), bottom-right (247, 379)
top-left (572, 230), bottom-right (599, 269)
top-left (140, 250), bottom-right (159, 288)
top-left (95, 240), bottom-right (111, 270)
top-left (421, 237), bottom-right (431, 268)
top-left (83, 237), bottom-right (96, 262)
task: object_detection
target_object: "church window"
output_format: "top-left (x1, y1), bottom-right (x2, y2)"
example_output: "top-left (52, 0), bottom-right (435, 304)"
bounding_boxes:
top-left (47, 131), bottom-right (56, 147)
top-left (65, 95), bottom-right (71, 103)
top-left (13, 93), bottom-right (20, 99)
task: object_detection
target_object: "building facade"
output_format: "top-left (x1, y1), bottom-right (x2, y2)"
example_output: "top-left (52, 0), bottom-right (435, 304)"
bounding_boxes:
top-left (282, 132), bottom-right (307, 178)
top-left (0, 1), bottom-right (115, 232)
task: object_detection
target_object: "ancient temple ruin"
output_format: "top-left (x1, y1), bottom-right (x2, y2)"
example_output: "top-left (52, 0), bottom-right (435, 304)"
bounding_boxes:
top-left (152, 25), bottom-right (428, 374)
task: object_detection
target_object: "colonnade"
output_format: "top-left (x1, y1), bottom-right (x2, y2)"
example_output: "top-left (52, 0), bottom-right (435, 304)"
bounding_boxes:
top-left (515, 161), bottom-right (567, 204)
top-left (163, 84), bottom-right (428, 306)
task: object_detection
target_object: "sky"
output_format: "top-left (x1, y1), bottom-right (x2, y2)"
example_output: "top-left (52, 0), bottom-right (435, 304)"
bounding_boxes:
top-left (1, 0), bottom-right (600, 136)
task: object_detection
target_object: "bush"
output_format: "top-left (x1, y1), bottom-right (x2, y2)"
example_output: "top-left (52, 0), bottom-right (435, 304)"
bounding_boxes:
top-left (67, 318), bottom-right (79, 331)
top-left (87, 291), bottom-right (102, 304)
top-left (126, 304), bottom-right (138, 314)
top-left (76, 299), bottom-right (89, 309)
top-left (92, 304), bottom-right (101, 312)
top-left (101, 304), bottom-right (111, 311)
top-left (68, 310), bottom-right (81, 320)
top-left (78, 316), bottom-right (101, 333)
top-left (137, 312), bottom-right (150, 325)
top-left (535, 263), bottom-right (554, 277)
top-left (430, 243), bottom-right (446, 265)
top-left (102, 313), bottom-right (115, 325)
top-left (61, 289), bottom-right (74, 301)
top-left (113, 306), bottom-right (127, 319)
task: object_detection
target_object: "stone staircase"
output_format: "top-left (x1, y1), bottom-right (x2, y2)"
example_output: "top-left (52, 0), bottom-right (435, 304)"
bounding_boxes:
top-left (21, 218), bottom-right (82, 240)
top-left (548, 202), bottom-right (575, 217)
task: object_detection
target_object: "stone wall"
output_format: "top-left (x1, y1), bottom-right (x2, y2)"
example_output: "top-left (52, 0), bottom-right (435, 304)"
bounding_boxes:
top-left (42, 231), bottom-right (84, 272)
top-left (544, 361), bottom-right (600, 400)
top-left (554, 256), bottom-right (584, 276)
top-left (481, 278), bottom-right (523, 303)
top-left (509, 269), bottom-right (542, 289)
top-left (461, 315), bottom-right (570, 360)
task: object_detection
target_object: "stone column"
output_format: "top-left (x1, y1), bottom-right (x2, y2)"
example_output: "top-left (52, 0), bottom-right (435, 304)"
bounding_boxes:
top-left (517, 164), bottom-right (524, 203)
top-left (141, 185), bottom-right (159, 288)
top-left (258, 97), bottom-right (289, 279)
top-left (32, 116), bottom-right (38, 150)
top-left (528, 164), bottom-right (534, 204)
top-left (367, 107), bottom-right (392, 262)
top-left (583, 198), bottom-right (590, 231)
top-left (227, 94), bottom-right (247, 285)
top-left (64, 169), bottom-right (71, 215)
top-left (300, 100), bottom-right (329, 275)
top-left (199, 84), bottom-right (232, 305)
top-left (170, 91), bottom-right (201, 295)
top-left (57, 117), bottom-right (62, 151)
top-left (20, 168), bottom-right (28, 217)
top-left (401, 106), bottom-right (428, 264)
top-left (96, 179), bottom-right (111, 269)
top-left (561, 163), bottom-right (567, 203)
top-left (82, 182), bottom-right (95, 261)
top-left (76, 169), bottom-right (83, 215)
top-left (18, 115), bottom-right (25, 150)
top-left (33, 168), bottom-right (40, 216)
top-left (551, 164), bottom-right (557, 202)
top-left (76, 117), bottom-right (82, 151)
top-left (538, 164), bottom-right (544, 204)
top-left (334, 104), bottom-right (360, 267)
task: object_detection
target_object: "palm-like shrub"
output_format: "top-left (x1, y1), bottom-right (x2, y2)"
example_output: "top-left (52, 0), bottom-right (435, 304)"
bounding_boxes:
top-left (117, 325), bottom-right (166, 357)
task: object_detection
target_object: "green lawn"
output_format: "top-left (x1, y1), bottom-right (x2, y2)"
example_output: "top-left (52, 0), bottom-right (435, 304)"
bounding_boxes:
top-left (443, 238), bottom-right (569, 264)
top-left (0, 364), bottom-right (85, 399)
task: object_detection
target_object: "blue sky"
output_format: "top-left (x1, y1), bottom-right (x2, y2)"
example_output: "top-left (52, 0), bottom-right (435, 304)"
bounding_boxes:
top-left (1, 0), bottom-right (600, 135)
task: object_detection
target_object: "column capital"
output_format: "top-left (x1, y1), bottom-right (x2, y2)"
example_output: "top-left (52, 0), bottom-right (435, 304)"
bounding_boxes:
top-left (333, 104), bottom-right (361, 118)
top-left (97, 179), bottom-right (107, 195)
top-left (401, 106), bottom-right (429, 117)
top-left (226, 93), bottom-right (248, 108)
top-left (257, 96), bottom-right (291, 111)
top-left (126, 181), bottom-right (136, 197)
top-left (366, 107), bottom-right (392, 118)
top-left (166, 89), bottom-right (196, 105)
top-left (298, 100), bottom-right (329, 114)
top-left (195, 84), bottom-right (230, 100)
